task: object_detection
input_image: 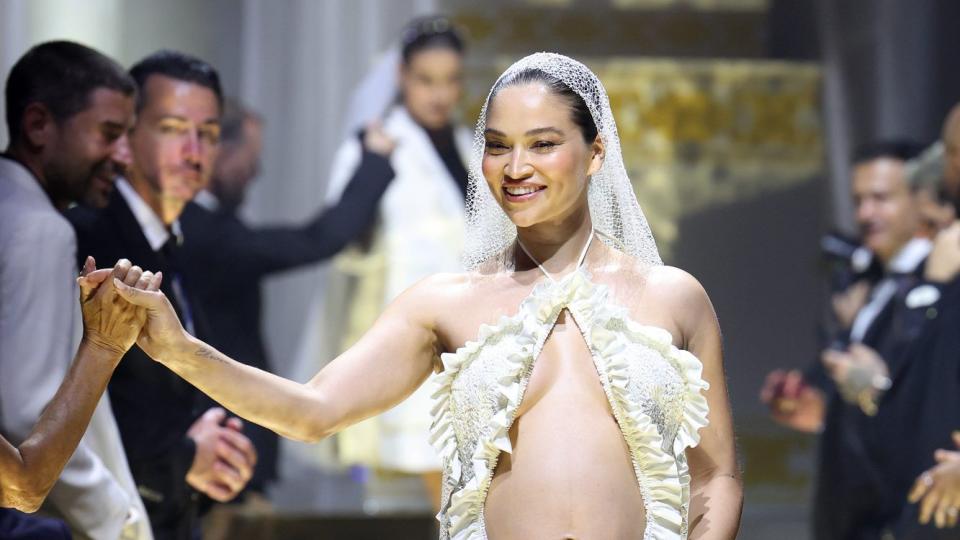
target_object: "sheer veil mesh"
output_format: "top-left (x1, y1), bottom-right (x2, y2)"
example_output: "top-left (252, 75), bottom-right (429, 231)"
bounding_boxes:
top-left (463, 52), bottom-right (662, 270)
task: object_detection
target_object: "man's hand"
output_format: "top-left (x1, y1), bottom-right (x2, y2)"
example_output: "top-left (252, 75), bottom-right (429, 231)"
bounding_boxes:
top-left (822, 344), bottom-right (891, 415)
top-left (78, 257), bottom-right (161, 358)
top-left (925, 221), bottom-right (960, 283)
top-left (111, 276), bottom-right (189, 362)
top-left (185, 408), bottom-right (257, 502)
top-left (909, 431), bottom-right (960, 529)
top-left (760, 369), bottom-right (825, 433)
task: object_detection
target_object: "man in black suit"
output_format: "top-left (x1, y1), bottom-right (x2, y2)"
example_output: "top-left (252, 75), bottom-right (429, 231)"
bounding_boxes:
top-left (179, 99), bottom-right (396, 493)
top-left (67, 51), bottom-right (256, 540)
top-left (843, 107), bottom-right (960, 538)
top-left (762, 141), bottom-right (933, 538)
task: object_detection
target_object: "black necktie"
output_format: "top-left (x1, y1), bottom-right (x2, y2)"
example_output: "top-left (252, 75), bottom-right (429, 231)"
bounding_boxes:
top-left (159, 235), bottom-right (196, 336)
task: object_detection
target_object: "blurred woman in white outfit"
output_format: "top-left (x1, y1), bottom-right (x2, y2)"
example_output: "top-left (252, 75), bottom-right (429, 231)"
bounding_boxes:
top-left (306, 16), bottom-right (471, 509)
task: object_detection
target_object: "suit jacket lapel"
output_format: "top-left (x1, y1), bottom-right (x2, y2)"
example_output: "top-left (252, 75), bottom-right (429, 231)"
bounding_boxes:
top-left (105, 190), bottom-right (164, 272)
top-left (104, 191), bottom-right (195, 323)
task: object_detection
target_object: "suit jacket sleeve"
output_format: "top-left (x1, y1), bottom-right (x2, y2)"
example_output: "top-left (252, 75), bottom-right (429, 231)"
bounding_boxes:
top-left (937, 273), bottom-right (960, 305)
top-left (202, 143), bottom-right (394, 277)
top-left (0, 212), bottom-right (131, 540)
top-left (68, 201), bottom-right (200, 529)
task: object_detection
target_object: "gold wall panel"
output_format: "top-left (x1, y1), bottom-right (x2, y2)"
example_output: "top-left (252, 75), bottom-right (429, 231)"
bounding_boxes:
top-left (447, 2), bottom-right (767, 59)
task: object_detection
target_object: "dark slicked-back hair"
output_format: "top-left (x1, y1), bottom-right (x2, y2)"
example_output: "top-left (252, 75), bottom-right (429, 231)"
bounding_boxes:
top-left (219, 97), bottom-right (262, 147)
top-left (492, 68), bottom-right (599, 144)
top-left (129, 50), bottom-right (223, 113)
top-left (5, 40), bottom-right (135, 144)
top-left (400, 15), bottom-right (465, 65)
top-left (852, 139), bottom-right (925, 165)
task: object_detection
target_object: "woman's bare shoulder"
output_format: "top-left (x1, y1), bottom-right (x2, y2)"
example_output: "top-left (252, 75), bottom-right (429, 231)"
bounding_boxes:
top-left (602, 256), bottom-right (715, 334)
top-left (643, 265), bottom-right (719, 348)
top-left (597, 248), bottom-right (708, 304)
top-left (644, 265), bottom-right (709, 302)
top-left (397, 271), bottom-right (498, 313)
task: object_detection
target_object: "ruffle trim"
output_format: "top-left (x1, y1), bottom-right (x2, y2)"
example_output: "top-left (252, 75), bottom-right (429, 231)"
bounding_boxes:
top-left (429, 269), bottom-right (710, 539)
top-left (591, 306), bottom-right (710, 536)
top-left (429, 313), bottom-right (536, 539)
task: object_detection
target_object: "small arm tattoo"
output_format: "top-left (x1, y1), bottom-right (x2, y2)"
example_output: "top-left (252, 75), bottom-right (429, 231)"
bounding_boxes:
top-left (194, 346), bottom-right (218, 360)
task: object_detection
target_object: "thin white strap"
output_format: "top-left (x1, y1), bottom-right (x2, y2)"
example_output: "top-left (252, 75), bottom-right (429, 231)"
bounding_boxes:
top-left (575, 230), bottom-right (595, 268)
top-left (517, 229), bottom-right (595, 282)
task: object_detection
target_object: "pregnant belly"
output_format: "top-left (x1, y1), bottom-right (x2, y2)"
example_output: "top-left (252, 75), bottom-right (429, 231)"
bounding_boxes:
top-left (483, 394), bottom-right (646, 539)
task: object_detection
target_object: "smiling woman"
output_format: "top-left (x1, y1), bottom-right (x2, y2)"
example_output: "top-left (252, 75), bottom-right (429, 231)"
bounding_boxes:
top-left (108, 52), bottom-right (743, 540)
top-left (446, 52), bottom-right (742, 539)
top-left (481, 80), bottom-right (601, 227)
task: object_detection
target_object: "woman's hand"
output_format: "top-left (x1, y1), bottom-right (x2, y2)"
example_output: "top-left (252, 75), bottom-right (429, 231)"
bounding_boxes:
top-left (78, 257), bottom-right (161, 359)
top-left (112, 275), bottom-right (190, 363)
top-left (363, 121), bottom-right (396, 157)
top-left (909, 431), bottom-right (960, 529)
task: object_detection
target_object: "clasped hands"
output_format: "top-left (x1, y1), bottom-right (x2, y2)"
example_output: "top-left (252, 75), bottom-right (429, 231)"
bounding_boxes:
top-left (79, 256), bottom-right (192, 363)
top-left (79, 257), bottom-right (256, 502)
top-left (77, 256), bottom-right (162, 360)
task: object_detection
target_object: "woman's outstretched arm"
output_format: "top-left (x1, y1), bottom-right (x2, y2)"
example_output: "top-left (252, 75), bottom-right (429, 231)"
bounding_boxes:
top-left (115, 274), bottom-right (453, 443)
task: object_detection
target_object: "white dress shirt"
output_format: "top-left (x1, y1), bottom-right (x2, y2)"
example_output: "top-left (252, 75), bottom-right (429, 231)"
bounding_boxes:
top-left (115, 179), bottom-right (193, 336)
top-left (116, 178), bottom-right (181, 250)
top-left (849, 237), bottom-right (932, 342)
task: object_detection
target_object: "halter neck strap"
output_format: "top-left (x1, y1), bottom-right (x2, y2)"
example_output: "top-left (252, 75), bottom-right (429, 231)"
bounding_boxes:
top-left (517, 229), bottom-right (595, 282)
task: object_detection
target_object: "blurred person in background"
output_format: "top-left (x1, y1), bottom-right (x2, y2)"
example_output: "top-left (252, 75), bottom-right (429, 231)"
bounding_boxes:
top-left (178, 97), bottom-right (396, 498)
top-left (298, 14), bottom-right (471, 511)
top-left (905, 143), bottom-right (956, 239)
top-left (825, 108), bottom-right (960, 537)
top-left (863, 104), bottom-right (960, 538)
top-left (761, 140), bottom-right (933, 538)
top-left (761, 141), bottom-right (925, 431)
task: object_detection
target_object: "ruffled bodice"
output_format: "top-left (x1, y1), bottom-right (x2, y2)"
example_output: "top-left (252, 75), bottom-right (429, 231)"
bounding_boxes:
top-left (429, 269), bottom-right (710, 539)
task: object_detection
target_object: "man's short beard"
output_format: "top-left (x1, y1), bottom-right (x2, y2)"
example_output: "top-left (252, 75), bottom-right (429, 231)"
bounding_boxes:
top-left (44, 163), bottom-right (88, 205)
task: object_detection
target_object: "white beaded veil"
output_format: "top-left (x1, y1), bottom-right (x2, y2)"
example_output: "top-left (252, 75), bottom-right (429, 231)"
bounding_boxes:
top-left (463, 52), bottom-right (662, 270)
